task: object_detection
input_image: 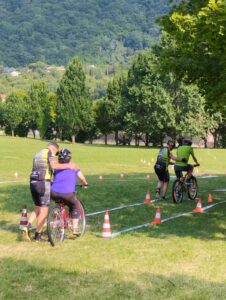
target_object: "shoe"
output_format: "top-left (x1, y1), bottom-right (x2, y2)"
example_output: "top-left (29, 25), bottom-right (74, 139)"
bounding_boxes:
top-left (34, 232), bottom-right (42, 241)
top-left (161, 196), bottom-right (167, 200)
top-left (21, 226), bottom-right (31, 241)
top-left (72, 228), bottom-right (81, 236)
top-left (155, 191), bottom-right (160, 199)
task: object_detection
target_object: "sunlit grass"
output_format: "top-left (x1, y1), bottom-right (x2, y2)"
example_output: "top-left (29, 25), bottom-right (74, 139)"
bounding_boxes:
top-left (0, 136), bottom-right (226, 299)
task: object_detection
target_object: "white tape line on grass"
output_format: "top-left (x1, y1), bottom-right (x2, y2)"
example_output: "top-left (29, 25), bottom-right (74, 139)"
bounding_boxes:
top-left (86, 198), bottom-right (159, 217)
top-left (0, 180), bottom-right (25, 184)
top-left (111, 200), bottom-right (226, 238)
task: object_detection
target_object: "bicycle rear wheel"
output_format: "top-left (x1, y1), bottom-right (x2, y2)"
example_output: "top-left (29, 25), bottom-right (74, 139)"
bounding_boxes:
top-left (47, 206), bottom-right (65, 246)
top-left (187, 177), bottom-right (198, 200)
top-left (172, 179), bottom-right (183, 203)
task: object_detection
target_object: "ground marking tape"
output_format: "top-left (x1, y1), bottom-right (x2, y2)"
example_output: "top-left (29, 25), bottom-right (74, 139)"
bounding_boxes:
top-left (86, 198), bottom-right (159, 217)
top-left (111, 200), bottom-right (226, 238)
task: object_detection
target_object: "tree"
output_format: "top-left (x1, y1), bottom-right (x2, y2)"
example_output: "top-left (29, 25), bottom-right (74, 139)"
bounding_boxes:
top-left (2, 92), bottom-right (27, 136)
top-left (57, 57), bottom-right (94, 143)
top-left (27, 82), bottom-right (51, 138)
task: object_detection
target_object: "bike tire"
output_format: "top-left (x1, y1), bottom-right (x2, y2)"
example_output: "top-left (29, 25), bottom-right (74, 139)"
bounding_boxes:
top-left (47, 205), bottom-right (65, 247)
top-left (172, 179), bottom-right (183, 203)
top-left (187, 177), bottom-right (198, 200)
top-left (77, 199), bottom-right (86, 236)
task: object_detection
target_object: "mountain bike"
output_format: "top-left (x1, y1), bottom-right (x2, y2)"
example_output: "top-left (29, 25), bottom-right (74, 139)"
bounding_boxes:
top-left (172, 164), bottom-right (199, 204)
top-left (47, 185), bottom-right (87, 246)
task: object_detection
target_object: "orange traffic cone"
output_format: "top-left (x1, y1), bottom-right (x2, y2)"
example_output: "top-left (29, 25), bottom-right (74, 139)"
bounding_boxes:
top-left (208, 194), bottom-right (213, 203)
top-left (99, 175), bottom-right (104, 182)
top-left (193, 198), bottom-right (204, 213)
top-left (19, 206), bottom-right (28, 230)
top-left (119, 173), bottom-right (125, 180)
top-left (151, 207), bottom-right (161, 224)
top-left (144, 191), bottom-right (152, 204)
top-left (102, 211), bottom-right (112, 238)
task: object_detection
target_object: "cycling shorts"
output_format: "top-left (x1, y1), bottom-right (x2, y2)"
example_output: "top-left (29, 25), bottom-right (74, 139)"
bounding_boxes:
top-left (51, 191), bottom-right (80, 219)
top-left (30, 180), bottom-right (51, 207)
top-left (154, 164), bottom-right (169, 182)
top-left (174, 164), bottom-right (193, 179)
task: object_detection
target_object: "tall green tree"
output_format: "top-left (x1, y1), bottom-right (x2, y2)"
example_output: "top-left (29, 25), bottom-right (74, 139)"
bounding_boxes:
top-left (57, 57), bottom-right (94, 143)
top-left (2, 92), bottom-right (27, 136)
top-left (27, 82), bottom-right (51, 138)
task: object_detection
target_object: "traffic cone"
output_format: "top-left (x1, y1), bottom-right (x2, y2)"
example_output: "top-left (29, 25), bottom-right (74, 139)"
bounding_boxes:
top-left (146, 174), bottom-right (150, 180)
top-left (144, 191), bottom-right (152, 204)
top-left (208, 194), bottom-right (213, 203)
top-left (193, 198), bottom-right (204, 213)
top-left (99, 175), bottom-right (103, 182)
top-left (19, 205), bottom-right (28, 230)
top-left (119, 173), bottom-right (125, 180)
top-left (102, 211), bottom-right (112, 238)
top-left (151, 207), bottom-right (161, 224)
top-left (14, 171), bottom-right (18, 179)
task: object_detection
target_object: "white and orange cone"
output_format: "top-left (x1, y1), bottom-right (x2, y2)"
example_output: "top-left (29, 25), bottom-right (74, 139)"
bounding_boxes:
top-left (144, 191), bottom-right (152, 204)
top-left (102, 211), bottom-right (112, 238)
top-left (119, 173), bottom-right (125, 180)
top-left (193, 198), bottom-right (204, 213)
top-left (19, 206), bottom-right (28, 230)
top-left (208, 194), bottom-right (213, 203)
top-left (99, 175), bottom-right (104, 182)
top-left (151, 207), bottom-right (161, 224)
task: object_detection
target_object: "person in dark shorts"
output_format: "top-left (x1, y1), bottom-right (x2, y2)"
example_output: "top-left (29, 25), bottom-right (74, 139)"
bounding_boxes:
top-left (22, 142), bottom-right (79, 241)
top-left (51, 148), bottom-right (88, 235)
top-left (154, 140), bottom-right (187, 199)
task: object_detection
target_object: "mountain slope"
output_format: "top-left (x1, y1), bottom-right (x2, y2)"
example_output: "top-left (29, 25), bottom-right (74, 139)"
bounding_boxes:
top-left (0, 0), bottom-right (172, 66)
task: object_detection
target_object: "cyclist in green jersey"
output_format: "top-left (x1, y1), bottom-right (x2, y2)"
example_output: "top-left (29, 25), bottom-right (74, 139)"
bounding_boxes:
top-left (174, 137), bottom-right (199, 179)
top-left (154, 140), bottom-right (187, 199)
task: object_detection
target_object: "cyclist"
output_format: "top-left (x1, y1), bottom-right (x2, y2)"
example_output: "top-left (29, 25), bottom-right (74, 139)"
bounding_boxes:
top-left (174, 137), bottom-right (199, 179)
top-left (22, 142), bottom-right (79, 241)
top-left (154, 140), bottom-right (187, 199)
top-left (51, 148), bottom-right (88, 236)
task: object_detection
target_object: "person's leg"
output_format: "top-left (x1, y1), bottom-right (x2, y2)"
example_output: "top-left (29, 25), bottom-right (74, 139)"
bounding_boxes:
top-left (161, 170), bottom-right (170, 199)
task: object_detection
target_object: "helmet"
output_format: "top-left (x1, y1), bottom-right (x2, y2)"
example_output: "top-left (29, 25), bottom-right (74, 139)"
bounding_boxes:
top-left (58, 148), bottom-right (72, 163)
top-left (183, 137), bottom-right (192, 146)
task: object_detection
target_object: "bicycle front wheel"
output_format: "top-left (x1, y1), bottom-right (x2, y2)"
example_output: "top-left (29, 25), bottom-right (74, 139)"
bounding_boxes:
top-left (77, 199), bottom-right (86, 236)
top-left (172, 179), bottom-right (183, 203)
top-left (47, 206), bottom-right (65, 247)
top-left (187, 177), bottom-right (198, 200)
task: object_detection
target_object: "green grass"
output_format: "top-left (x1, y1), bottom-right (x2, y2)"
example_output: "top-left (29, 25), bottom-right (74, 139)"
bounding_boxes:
top-left (0, 136), bottom-right (226, 299)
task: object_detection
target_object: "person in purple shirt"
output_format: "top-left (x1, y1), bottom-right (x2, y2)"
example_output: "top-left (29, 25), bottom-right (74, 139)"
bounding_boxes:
top-left (51, 148), bottom-right (88, 235)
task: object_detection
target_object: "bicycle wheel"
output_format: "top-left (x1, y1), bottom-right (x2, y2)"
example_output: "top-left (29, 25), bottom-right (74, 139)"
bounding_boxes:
top-left (77, 199), bottom-right (86, 236)
top-left (47, 205), bottom-right (65, 246)
top-left (187, 176), bottom-right (198, 200)
top-left (172, 179), bottom-right (183, 203)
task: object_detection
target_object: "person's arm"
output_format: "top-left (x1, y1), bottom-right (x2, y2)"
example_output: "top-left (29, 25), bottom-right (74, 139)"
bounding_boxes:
top-left (170, 152), bottom-right (186, 162)
top-left (50, 160), bottom-right (79, 171)
top-left (77, 170), bottom-right (88, 186)
top-left (191, 153), bottom-right (199, 165)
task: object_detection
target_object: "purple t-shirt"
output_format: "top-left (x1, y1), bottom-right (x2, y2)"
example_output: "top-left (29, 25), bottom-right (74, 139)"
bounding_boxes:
top-left (51, 168), bottom-right (80, 194)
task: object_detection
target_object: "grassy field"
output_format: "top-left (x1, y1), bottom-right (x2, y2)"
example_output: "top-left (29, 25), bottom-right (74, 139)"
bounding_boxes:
top-left (0, 136), bottom-right (225, 300)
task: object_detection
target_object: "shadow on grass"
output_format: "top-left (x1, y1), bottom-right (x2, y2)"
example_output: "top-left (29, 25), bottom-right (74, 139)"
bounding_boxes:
top-left (0, 257), bottom-right (225, 299)
top-left (0, 174), bottom-right (225, 241)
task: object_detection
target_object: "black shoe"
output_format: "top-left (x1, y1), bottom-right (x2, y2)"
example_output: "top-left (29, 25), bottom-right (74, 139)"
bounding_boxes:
top-left (34, 232), bottom-right (42, 241)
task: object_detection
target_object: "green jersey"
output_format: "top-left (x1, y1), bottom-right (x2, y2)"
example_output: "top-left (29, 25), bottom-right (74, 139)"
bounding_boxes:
top-left (175, 145), bottom-right (194, 167)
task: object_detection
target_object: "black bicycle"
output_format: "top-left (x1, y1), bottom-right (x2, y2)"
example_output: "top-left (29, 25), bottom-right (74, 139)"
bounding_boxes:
top-left (47, 185), bottom-right (86, 246)
top-left (172, 164), bottom-right (199, 204)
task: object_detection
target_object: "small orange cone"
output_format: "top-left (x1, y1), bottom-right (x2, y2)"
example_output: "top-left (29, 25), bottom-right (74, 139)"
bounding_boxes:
top-left (14, 171), bottom-right (19, 179)
top-left (208, 194), bottom-right (213, 203)
top-left (193, 198), bottom-right (204, 213)
top-left (19, 205), bottom-right (28, 230)
top-left (119, 173), bottom-right (125, 180)
top-left (151, 207), bottom-right (161, 224)
top-left (146, 174), bottom-right (150, 180)
top-left (99, 175), bottom-right (103, 182)
top-left (102, 211), bottom-right (112, 238)
top-left (144, 191), bottom-right (152, 204)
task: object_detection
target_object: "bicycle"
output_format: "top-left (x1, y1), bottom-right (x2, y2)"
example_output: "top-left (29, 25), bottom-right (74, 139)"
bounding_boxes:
top-left (47, 185), bottom-right (87, 246)
top-left (172, 164), bottom-right (199, 204)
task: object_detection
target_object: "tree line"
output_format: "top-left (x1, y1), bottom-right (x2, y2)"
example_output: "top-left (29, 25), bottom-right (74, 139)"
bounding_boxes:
top-left (0, 0), bottom-right (225, 147)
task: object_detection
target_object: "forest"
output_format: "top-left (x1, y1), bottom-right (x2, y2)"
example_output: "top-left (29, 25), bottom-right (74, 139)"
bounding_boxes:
top-left (0, 0), bottom-right (173, 67)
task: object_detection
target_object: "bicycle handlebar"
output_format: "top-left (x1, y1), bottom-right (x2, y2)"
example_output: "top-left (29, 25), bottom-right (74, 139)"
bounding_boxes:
top-left (76, 184), bottom-right (88, 189)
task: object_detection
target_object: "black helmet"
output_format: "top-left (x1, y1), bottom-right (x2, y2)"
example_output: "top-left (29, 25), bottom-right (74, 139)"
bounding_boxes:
top-left (183, 137), bottom-right (192, 146)
top-left (58, 148), bottom-right (72, 163)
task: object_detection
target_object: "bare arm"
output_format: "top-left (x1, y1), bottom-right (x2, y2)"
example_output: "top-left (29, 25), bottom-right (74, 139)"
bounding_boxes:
top-left (191, 153), bottom-right (199, 164)
top-left (77, 170), bottom-right (88, 186)
top-left (50, 161), bottom-right (79, 171)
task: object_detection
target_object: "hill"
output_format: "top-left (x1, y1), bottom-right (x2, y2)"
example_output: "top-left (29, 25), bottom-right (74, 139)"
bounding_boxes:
top-left (0, 0), bottom-right (173, 67)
